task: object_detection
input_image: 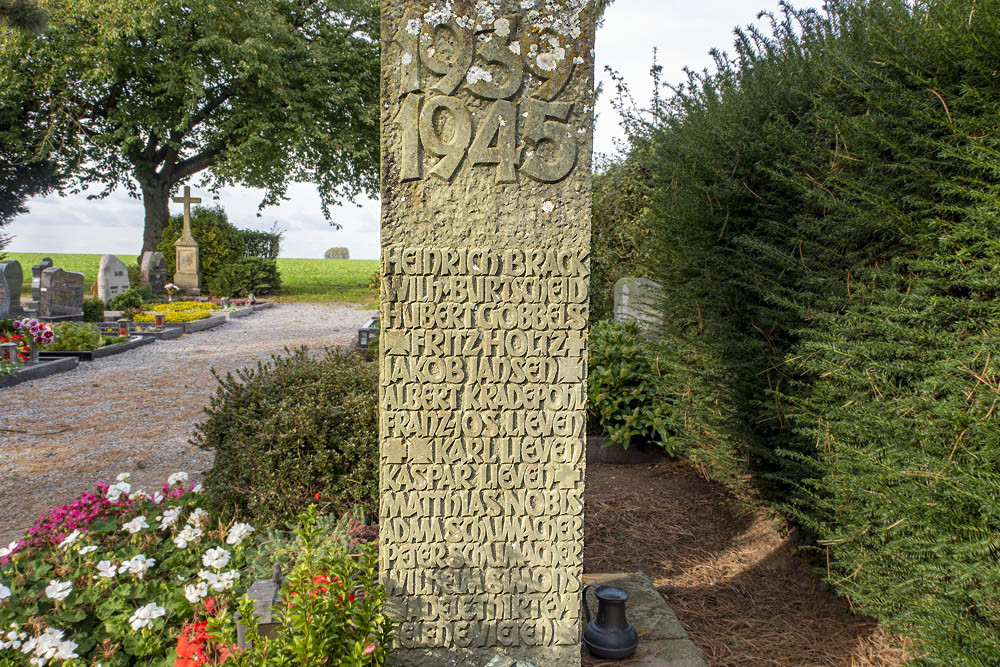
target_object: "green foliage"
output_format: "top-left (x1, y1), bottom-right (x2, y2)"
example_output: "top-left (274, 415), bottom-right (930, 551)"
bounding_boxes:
top-left (126, 263), bottom-right (141, 289)
top-left (82, 298), bottom-right (104, 322)
top-left (605, 0), bottom-right (1000, 660)
top-left (107, 287), bottom-right (143, 312)
top-left (0, 0), bottom-right (380, 247)
top-left (587, 320), bottom-right (676, 453)
top-left (324, 247), bottom-right (350, 260)
top-left (208, 506), bottom-right (392, 666)
top-left (157, 206), bottom-right (245, 284)
top-left (195, 347), bottom-right (379, 527)
top-left (206, 258), bottom-right (281, 298)
top-left (239, 228), bottom-right (282, 260)
top-left (0, 0), bottom-right (47, 33)
top-left (43, 321), bottom-right (101, 351)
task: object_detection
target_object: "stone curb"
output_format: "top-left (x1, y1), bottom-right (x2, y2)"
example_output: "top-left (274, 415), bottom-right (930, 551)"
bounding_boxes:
top-left (39, 335), bottom-right (154, 361)
top-left (0, 357), bottom-right (79, 389)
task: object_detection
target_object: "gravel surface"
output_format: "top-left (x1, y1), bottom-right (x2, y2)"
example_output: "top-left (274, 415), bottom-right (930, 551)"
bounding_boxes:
top-left (0, 303), bottom-right (375, 544)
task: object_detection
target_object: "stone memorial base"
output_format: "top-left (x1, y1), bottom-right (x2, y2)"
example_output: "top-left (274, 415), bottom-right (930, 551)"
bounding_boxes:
top-left (582, 573), bottom-right (705, 667)
top-left (37, 313), bottom-right (83, 323)
top-left (164, 314), bottom-right (226, 334)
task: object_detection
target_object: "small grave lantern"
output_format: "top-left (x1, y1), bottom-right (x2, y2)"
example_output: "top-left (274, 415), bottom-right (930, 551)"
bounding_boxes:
top-left (154, 313), bottom-right (166, 328)
top-left (221, 297), bottom-right (231, 309)
top-left (236, 564), bottom-right (284, 649)
top-left (0, 342), bottom-right (17, 364)
top-left (358, 316), bottom-right (379, 349)
top-left (117, 319), bottom-right (129, 338)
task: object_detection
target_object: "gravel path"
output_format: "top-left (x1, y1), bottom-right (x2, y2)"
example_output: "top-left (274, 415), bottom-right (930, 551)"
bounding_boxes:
top-left (0, 303), bottom-right (375, 544)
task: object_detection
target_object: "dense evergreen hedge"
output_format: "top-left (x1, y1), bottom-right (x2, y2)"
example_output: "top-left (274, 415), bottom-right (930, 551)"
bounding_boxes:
top-left (606, 1), bottom-right (1000, 661)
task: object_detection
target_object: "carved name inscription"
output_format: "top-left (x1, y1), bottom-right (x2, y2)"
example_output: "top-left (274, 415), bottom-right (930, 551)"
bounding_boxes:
top-left (380, 2), bottom-right (595, 665)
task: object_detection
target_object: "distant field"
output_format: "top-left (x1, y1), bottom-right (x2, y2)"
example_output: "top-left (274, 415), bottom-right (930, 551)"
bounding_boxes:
top-left (2, 253), bottom-right (379, 304)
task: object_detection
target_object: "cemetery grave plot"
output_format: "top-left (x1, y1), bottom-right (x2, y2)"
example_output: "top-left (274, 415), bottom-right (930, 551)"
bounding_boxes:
top-left (38, 334), bottom-right (154, 361)
top-left (0, 303), bottom-right (374, 546)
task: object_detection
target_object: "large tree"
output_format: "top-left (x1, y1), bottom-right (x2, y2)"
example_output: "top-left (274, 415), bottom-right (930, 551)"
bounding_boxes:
top-left (0, 0), bottom-right (380, 250)
top-left (0, 0), bottom-right (46, 33)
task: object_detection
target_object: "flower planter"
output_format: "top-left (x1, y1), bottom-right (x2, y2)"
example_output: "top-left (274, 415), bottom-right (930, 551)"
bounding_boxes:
top-left (0, 357), bottom-right (78, 389)
top-left (163, 315), bottom-right (227, 334)
top-left (225, 306), bottom-right (255, 320)
top-left (97, 323), bottom-right (184, 341)
top-left (39, 336), bottom-right (155, 361)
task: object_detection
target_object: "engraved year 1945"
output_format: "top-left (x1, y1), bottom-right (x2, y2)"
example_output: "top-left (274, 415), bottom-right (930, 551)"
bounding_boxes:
top-left (394, 9), bottom-right (584, 184)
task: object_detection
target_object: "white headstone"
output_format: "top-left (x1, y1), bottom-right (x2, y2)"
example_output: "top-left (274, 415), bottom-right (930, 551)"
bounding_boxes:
top-left (613, 277), bottom-right (663, 334)
top-left (97, 254), bottom-right (131, 304)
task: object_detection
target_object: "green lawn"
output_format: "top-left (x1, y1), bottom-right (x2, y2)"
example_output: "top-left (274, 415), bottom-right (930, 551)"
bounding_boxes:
top-left (2, 253), bottom-right (379, 304)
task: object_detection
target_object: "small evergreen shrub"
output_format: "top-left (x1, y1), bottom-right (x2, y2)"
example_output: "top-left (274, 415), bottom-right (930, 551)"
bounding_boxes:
top-left (324, 247), bottom-right (350, 259)
top-left (240, 228), bottom-right (282, 259)
top-left (43, 322), bottom-right (102, 350)
top-left (206, 258), bottom-right (281, 297)
top-left (157, 205), bottom-right (245, 284)
top-left (587, 320), bottom-right (677, 453)
top-left (82, 298), bottom-right (105, 322)
top-left (195, 347), bottom-right (378, 526)
top-left (139, 283), bottom-right (153, 301)
top-left (126, 263), bottom-right (142, 289)
top-left (107, 287), bottom-right (143, 311)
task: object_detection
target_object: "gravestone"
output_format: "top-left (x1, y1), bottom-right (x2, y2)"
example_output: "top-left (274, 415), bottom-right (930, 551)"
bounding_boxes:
top-left (172, 186), bottom-right (201, 295)
top-left (613, 277), bottom-right (663, 335)
top-left (379, 2), bottom-right (597, 665)
top-left (140, 251), bottom-right (168, 295)
top-left (0, 260), bottom-right (23, 318)
top-left (22, 257), bottom-right (53, 315)
top-left (97, 254), bottom-right (131, 304)
top-left (39, 267), bottom-right (85, 321)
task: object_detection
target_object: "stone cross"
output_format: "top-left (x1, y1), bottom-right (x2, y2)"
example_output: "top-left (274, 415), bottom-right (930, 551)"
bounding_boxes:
top-left (173, 186), bottom-right (201, 243)
top-left (378, 2), bottom-right (597, 665)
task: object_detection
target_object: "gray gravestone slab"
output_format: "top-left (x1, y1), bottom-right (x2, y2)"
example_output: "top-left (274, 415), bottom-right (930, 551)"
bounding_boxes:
top-left (613, 277), bottom-right (663, 334)
top-left (141, 251), bottom-right (168, 295)
top-left (97, 254), bottom-right (131, 304)
top-left (23, 257), bottom-right (53, 314)
top-left (0, 260), bottom-right (23, 318)
top-left (39, 267), bottom-right (85, 320)
top-left (379, 2), bottom-right (597, 665)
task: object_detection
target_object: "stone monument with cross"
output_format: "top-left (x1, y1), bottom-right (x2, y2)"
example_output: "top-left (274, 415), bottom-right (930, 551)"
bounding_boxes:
top-left (379, 1), bottom-right (596, 665)
top-left (172, 186), bottom-right (201, 295)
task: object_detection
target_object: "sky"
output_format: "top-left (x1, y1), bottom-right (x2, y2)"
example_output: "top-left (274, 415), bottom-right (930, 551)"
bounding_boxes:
top-left (7, 0), bottom-right (808, 260)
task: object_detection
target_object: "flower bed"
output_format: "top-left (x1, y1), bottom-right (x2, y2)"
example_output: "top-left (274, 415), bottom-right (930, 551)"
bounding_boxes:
top-left (133, 310), bottom-right (211, 324)
top-left (147, 301), bottom-right (220, 313)
top-left (0, 474), bottom-right (390, 666)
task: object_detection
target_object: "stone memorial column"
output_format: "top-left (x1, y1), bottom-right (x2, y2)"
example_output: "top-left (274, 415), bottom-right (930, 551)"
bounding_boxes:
top-left (379, 2), bottom-right (596, 665)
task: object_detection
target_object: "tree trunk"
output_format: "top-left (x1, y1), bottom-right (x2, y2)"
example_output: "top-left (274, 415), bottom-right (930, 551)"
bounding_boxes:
top-left (141, 181), bottom-right (171, 252)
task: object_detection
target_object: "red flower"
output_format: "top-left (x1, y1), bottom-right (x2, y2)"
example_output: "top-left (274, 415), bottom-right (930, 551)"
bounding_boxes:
top-left (314, 492), bottom-right (321, 501)
top-left (204, 598), bottom-right (217, 615)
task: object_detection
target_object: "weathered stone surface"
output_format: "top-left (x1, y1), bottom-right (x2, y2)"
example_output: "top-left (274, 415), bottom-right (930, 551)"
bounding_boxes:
top-left (141, 251), bottom-right (168, 295)
top-left (613, 277), bottom-right (663, 334)
top-left (0, 260), bottom-right (23, 318)
top-left (582, 573), bottom-right (705, 667)
top-left (97, 254), bottom-right (131, 304)
top-left (379, 2), bottom-right (597, 665)
top-left (22, 257), bottom-right (53, 315)
top-left (39, 267), bottom-right (84, 320)
top-left (172, 186), bottom-right (201, 295)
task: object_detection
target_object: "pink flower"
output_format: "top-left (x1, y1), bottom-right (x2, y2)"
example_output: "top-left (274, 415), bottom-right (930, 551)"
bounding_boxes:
top-left (363, 644), bottom-right (375, 655)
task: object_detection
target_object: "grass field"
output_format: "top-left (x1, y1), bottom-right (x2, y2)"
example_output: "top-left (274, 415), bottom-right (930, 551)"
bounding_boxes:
top-left (2, 253), bottom-right (380, 304)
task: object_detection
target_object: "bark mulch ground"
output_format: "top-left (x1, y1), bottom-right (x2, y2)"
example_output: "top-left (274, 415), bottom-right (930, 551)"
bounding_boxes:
top-left (584, 461), bottom-right (909, 667)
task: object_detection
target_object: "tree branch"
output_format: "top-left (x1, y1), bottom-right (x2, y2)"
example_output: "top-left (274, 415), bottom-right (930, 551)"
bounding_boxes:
top-left (171, 147), bottom-right (221, 181)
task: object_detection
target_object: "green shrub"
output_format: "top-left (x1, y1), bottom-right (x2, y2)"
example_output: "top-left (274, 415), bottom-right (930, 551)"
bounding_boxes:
top-left (240, 228), bottom-right (282, 259)
top-left (82, 297), bottom-right (105, 322)
top-left (43, 321), bottom-right (102, 350)
top-left (195, 347), bottom-right (378, 526)
top-left (108, 287), bottom-right (143, 311)
top-left (324, 247), bottom-right (350, 259)
top-left (587, 320), bottom-right (676, 453)
top-left (205, 258), bottom-right (281, 297)
top-left (126, 263), bottom-right (142, 289)
top-left (139, 282), bottom-right (153, 301)
top-left (157, 205), bottom-right (245, 284)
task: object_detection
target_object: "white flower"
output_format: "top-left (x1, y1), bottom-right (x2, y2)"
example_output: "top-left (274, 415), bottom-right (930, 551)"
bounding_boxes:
top-left (202, 547), bottom-right (231, 570)
top-left (118, 554), bottom-right (155, 579)
top-left (0, 542), bottom-right (18, 559)
top-left (167, 472), bottom-right (189, 487)
top-left (20, 627), bottom-right (78, 663)
top-left (96, 560), bottom-right (117, 579)
top-left (129, 603), bottom-right (166, 631)
top-left (0, 582), bottom-right (10, 601)
top-left (173, 525), bottom-right (203, 549)
top-left (187, 508), bottom-right (207, 525)
top-left (105, 481), bottom-right (131, 503)
top-left (152, 492), bottom-right (164, 504)
top-left (116, 472), bottom-right (131, 483)
top-left (78, 545), bottom-right (99, 555)
top-left (44, 580), bottom-right (72, 601)
top-left (192, 483), bottom-right (203, 493)
top-left (198, 568), bottom-right (239, 592)
top-left (184, 581), bottom-right (208, 604)
top-left (132, 489), bottom-right (149, 501)
top-left (123, 516), bottom-right (149, 535)
top-left (57, 530), bottom-right (81, 550)
top-left (225, 522), bottom-right (254, 546)
top-left (159, 507), bottom-right (182, 530)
